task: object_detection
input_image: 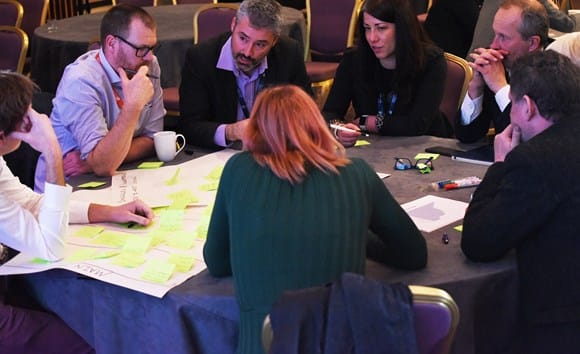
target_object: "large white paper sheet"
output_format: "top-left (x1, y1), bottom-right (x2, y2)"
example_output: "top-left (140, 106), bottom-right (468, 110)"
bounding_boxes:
top-left (0, 149), bottom-right (238, 298)
top-left (401, 195), bottom-right (468, 233)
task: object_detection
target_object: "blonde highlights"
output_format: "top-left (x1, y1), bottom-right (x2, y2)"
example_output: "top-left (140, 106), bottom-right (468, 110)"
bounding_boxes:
top-left (243, 85), bottom-right (349, 183)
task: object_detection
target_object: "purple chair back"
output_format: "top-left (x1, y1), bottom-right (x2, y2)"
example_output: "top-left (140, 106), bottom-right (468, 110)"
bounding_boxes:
top-left (19, 0), bottom-right (49, 41)
top-left (0, 0), bottom-right (24, 28)
top-left (440, 52), bottom-right (472, 132)
top-left (193, 3), bottom-right (239, 44)
top-left (411, 285), bottom-right (459, 354)
top-left (306, 0), bottom-right (359, 61)
top-left (0, 26), bottom-right (29, 73)
top-left (113, 0), bottom-right (157, 6)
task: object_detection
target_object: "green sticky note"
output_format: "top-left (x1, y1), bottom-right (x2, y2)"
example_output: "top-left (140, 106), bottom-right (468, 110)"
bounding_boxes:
top-left (122, 237), bottom-right (152, 254)
top-left (138, 161), bottom-right (164, 169)
top-left (91, 230), bottom-right (131, 247)
top-left (77, 181), bottom-right (107, 189)
top-left (112, 252), bottom-right (146, 268)
top-left (198, 181), bottom-right (219, 191)
top-left (195, 217), bottom-right (210, 240)
top-left (147, 230), bottom-right (168, 247)
top-left (31, 257), bottom-right (51, 264)
top-left (454, 225), bottom-right (463, 232)
top-left (205, 166), bottom-right (224, 180)
top-left (75, 226), bottom-right (105, 238)
top-left (166, 231), bottom-right (195, 250)
top-left (68, 249), bottom-right (119, 262)
top-left (159, 209), bottom-right (185, 231)
top-left (141, 260), bottom-right (176, 283)
top-left (415, 153), bottom-right (439, 160)
top-left (354, 140), bottom-right (370, 147)
top-left (164, 167), bottom-right (181, 186)
top-left (168, 254), bottom-right (196, 272)
top-left (167, 189), bottom-right (199, 209)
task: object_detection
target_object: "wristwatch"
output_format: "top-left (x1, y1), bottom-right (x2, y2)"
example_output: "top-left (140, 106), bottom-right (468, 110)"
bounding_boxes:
top-left (358, 115), bottom-right (368, 131)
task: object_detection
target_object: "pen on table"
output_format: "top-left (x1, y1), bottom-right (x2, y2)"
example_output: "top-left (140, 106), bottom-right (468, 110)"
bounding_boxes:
top-left (123, 68), bottom-right (159, 80)
top-left (329, 124), bottom-right (370, 137)
top-left (442, 232), bottom-right (449, 245)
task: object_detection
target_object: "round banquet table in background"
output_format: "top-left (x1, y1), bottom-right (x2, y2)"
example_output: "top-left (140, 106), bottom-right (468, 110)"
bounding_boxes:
top-left (30, 4), bottom-right (306, 93)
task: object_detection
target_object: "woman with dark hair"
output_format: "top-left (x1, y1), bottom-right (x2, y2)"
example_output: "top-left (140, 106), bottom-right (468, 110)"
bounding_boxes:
top-left (203, 84), bottom-right (426, 354)
top-left (324, 0), bottom-right (451, 147)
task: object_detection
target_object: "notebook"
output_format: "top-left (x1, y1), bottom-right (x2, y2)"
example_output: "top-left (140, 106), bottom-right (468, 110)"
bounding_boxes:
top-left (451, 144), bottom-right (494, 166)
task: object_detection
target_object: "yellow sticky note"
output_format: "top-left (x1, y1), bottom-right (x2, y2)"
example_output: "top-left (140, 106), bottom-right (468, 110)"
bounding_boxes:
top-left (195, 218), bottom-right (210, 240)
top-left (198, 181), bottom-right (219, 191)
top-left (159, 209), bottom-right (185, 231)
top-left (141, 260), bottom-right (176, 283)
top-left (31, 257), bottom-right (51, 264)
top-left (138, 161), bottom-right (164, 169)
top-left (147, 230), bottom-right (168, 247)
top-left (354, 140), bottom-right (371, 147)
top-left (454, 225), bottom-right (463, 232)
top-left (168, 254), bottom-right (196, 272)
top-left (112, 252), bottom-right (146, 268)
top-left (122, 237), bottom-right (152, 254)
top-left (415, 153), bottom-right (439, 160)
top-left (164, 167), bottom-right (181, 186)
top-left (77, 181), bottom-right (107, 189)
top-left (91, 230), bottom-right (131, 247)
top-left (168, 189), bottom-right (199, 209)
top-left (74, 226), bottom-right (105, 238)
top-left (68, 249), bottom-right (119, 262)
top-left (165, 231), bottom-right (195, 250)
top-left (205, 166), bottom-right (224, 180)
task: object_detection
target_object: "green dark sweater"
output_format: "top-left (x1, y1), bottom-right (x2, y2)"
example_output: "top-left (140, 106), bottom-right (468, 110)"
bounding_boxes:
top-left (203, 152), bottom-right (426, 354)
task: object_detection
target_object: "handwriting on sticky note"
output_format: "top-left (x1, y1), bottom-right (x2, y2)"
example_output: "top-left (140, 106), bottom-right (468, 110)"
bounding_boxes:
top-left (138, 161), bottom-right (164, 169)
top-left (77, 181), bottom-right (106, 189)
top-left (122, 237), bottom-right (152, 254)
top-left (112, 252), bottom-right (146, 268)
top-left (354, 140), bottom-right (370, 147)
top-left (141, 260), bottom-right (176, 283)
top-left (75, 226), bottom-right (105, 238)
top-left (166, 231), bottom-right (195, 250)
top-left (168, 254), bottom-right (196, 272)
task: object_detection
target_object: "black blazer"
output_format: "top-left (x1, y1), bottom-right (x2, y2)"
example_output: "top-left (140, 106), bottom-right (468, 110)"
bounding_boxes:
top-left (178, 32), bottom-right (312, 149)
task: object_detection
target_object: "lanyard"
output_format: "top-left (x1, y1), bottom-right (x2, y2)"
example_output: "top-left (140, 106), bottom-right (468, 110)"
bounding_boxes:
top-left (95, 53), bottom-right (124, 109)
top-left (378, 91), bottom-right (397, 118)
top-left (236, 74), bottom-right (265, 118)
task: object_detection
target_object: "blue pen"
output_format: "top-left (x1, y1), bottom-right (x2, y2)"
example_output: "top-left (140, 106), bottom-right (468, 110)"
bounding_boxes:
top-left (432, 179), bottom-right (453, 189)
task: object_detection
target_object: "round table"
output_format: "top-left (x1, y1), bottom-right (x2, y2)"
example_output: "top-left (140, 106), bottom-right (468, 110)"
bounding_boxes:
top-left (30, 4), bottom-right (306, 93)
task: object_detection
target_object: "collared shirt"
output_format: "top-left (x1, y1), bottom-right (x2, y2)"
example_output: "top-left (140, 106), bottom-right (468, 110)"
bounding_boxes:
top-left (213, 37), bottom-right (268, 147)
top-left (0, 157), bottom-right (89, 261)
top-left (34, 48), bottom-right (165, 192)
top-left (460, 84), bottom-right (511, 125)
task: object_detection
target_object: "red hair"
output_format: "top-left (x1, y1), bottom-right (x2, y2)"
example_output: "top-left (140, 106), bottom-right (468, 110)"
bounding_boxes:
top-left (243, 85), bottom-right (350, 183)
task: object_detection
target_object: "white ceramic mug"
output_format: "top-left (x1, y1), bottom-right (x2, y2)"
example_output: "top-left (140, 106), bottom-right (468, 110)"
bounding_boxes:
top-left (153, 131), bottom-right (186, 162)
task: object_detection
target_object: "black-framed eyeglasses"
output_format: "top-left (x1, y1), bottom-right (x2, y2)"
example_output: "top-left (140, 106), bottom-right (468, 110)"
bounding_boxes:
top-left (114, 35), bottom-right (160, 58)
top-left (393, 157), bottom-right (434, 173)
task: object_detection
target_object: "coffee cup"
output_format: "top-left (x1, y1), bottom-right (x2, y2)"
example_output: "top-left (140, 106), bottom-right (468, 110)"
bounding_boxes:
top-left (153, 131), bottom-right (186, 162)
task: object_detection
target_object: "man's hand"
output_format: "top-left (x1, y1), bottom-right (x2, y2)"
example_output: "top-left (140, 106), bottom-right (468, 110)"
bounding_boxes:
top-left (63, 150), bottom-right (93, 177)
top-left (469, 48), bottom-right (509, 94)
top-left (494, 124), bottom-right (521, 162)
top-left (88, 199), bottom-right (154, 226)
top-left (225, 119), bottom-right (249, 143)
top-left (119, 66), bottom-right (154, 112)
top-left (11, 107), bottom-right (60, 157)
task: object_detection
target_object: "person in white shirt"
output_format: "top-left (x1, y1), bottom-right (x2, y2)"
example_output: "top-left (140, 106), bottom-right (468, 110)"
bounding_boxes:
top-left (455, 0), bottom-right (548, 143)
top-left (0, 72), bottom-right (153, 353)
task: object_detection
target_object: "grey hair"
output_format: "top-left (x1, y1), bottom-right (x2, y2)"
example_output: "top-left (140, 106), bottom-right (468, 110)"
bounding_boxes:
top-left (236, 0), bottom-right (283, 36)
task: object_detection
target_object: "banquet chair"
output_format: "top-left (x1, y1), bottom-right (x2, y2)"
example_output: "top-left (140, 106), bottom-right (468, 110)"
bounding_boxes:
top-left (162, 3), bottom-right (238, 117)
top-left (440, 52), bottom-right (472, 132)
top-left (0, 26), bottom-right (29, 74)
top-left (173, 0), bottom-right (215, 4)
top-left (20, 0), bottom-right (50, 41)
top-left (262, 284), bottom-right (459, 354)
top-left (112, 0), bottom-right (158, 6)
top-left (304, 0), bottom-right (361, 108)
top-left (0, 0), bottom-right (24, 28)
top-left (48, 0), bottom-right (80, 20)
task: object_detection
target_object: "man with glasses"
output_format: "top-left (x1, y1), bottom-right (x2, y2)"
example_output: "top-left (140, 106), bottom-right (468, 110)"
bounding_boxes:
top-left (461, 51), bottom-right (580, 352)
top-left (178, 0), bottom-right (312, 149)
top-left (34, 4), bottom-right (164, 191)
